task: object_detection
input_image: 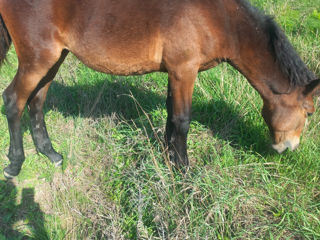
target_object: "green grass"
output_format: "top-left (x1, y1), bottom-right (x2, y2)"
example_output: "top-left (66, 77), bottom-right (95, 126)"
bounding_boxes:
top-left (1, 0), bottom-right (320, 239)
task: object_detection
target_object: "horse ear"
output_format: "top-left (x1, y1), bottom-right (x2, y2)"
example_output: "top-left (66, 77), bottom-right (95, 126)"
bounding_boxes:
top-left (303, 79), bottom-right (320, 97)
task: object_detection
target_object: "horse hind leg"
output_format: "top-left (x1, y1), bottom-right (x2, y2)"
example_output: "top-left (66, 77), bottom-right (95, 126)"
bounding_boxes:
top-left (28, 50), bottom-right (68, 167)
top-left (3, 49), bottom-right (65, 178)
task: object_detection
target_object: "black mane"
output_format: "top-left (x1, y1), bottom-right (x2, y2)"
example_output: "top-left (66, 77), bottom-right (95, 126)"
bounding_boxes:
top-left (237, 0), bottom-right (316, 87)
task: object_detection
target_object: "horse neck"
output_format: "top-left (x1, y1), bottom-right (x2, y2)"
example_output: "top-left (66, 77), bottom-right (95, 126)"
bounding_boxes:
top-left (227, 3), bottom-right (290, 101)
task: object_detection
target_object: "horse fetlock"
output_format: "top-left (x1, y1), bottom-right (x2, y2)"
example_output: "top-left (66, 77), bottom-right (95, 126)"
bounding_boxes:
top-left (173, 152), bottom-right (189, 171)
top-left (8, 148), bottom-right (24, 161)
top-left (35, 137), bottom-right (52, 153)
top-left (36, 142), bottom-right (63, 166)
top-left (168, 141), bottom-right (189, 167)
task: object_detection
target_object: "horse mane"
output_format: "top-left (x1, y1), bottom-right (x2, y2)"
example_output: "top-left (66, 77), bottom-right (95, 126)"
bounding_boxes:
top-left (237, 0), bottom-right (316, 87)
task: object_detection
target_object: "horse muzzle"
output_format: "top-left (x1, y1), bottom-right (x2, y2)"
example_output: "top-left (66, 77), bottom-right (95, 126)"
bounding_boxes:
top-left (272, 137), bottom-right (300, 154)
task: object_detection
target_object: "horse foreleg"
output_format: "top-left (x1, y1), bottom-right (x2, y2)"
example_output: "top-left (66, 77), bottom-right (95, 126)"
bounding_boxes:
top-left (27, 50), bottom-right (68, 167)
top-left (166, 65), bottom-right (197, 169)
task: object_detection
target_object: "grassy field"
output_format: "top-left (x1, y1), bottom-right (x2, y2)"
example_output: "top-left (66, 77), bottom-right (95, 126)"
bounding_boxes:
top-left (0, 0), bottom-right (320, 239)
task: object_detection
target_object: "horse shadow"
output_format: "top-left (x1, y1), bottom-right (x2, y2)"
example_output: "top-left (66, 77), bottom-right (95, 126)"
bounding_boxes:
top-left (0, 73), bottom-right (272, 159)
top-left (40, 75), bottom-right (272, 157)
top-left (0, 180), bottom-right (49, 239)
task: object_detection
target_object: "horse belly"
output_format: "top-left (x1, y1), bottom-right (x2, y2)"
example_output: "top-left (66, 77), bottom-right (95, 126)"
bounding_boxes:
top-left (67, 28), bottom-right (164, 75)
top-left (73, 48), bottom-right (163, 76)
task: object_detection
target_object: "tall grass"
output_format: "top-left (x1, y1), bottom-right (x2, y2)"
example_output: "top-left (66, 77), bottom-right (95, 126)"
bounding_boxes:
top-left (0, 0), bottom-right (320, 239)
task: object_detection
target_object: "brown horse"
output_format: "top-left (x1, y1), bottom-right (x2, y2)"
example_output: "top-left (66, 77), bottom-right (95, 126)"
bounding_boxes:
top-left (0, 0), bottom-right (319, 178)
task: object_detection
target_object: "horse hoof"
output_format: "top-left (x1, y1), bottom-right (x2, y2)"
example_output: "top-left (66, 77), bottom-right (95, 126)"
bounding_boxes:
top-left (4, 169), bottom-right (16, 179)
top-left (3, 165), bottom-right (21, 179)
top-left (48, 151), bottom-right (63, 167)
top-left (54, 159), bottom-right (63, 167)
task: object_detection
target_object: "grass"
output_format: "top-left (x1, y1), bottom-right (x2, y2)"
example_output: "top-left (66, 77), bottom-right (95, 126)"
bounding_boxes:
top-left (0, 0), bottom-right (320, 239)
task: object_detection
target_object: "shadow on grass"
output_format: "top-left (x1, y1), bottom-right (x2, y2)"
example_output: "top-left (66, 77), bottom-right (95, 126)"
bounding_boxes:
top-left (0, 74), bottom-right (272, 158)
top-left (193, 99), bottom-right (271, 155)
top-left (40, 76), bottom-right (272, 156)
top-left (0, 180), bottom-right (49, 239)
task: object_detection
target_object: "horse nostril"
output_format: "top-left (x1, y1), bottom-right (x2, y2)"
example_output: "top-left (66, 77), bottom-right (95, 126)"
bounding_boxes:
top-left (307, 112), bottom-right (313, 117)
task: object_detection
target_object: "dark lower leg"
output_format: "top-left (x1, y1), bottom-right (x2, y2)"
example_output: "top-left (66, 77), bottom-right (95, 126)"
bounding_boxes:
top-left (28, 94), bottom-right (63, 166)
top-left (168, 116), bottom-right (190, 167)
top-left (166, 113), bottom-right (191, 167)
top-left (165, 83), bottom-right (192, 167)
top-left (27, 50), bottom-right (68, 166)
top-left (3, 92), bottom-right (25, 177)
top-left (165, 83), bottom-right (174, 146)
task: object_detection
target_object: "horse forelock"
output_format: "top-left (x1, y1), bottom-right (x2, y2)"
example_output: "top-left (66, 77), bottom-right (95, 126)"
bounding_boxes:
top-left (237, 0), bottom-right (316, 88)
